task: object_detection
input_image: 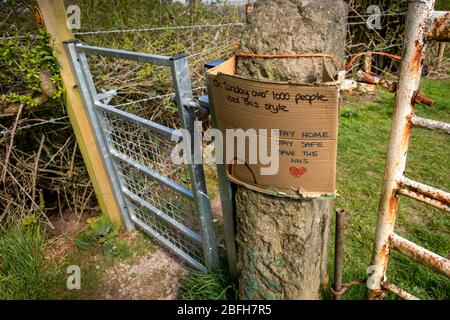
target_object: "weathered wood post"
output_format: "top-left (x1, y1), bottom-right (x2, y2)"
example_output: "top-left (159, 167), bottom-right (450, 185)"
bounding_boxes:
top-left (36, 0), bottom-right (127, 227)
top-left (234, 0), bottom-right (347, 299)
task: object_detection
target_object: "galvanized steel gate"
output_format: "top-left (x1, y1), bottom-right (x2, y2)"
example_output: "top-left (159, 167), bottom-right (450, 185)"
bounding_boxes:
top-left (367, 0), bottom-right (450, 300)
top-left (65, 41), bottom-right (219, 272)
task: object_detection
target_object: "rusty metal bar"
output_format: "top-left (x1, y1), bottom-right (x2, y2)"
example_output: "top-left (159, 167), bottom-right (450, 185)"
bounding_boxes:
top-left (333, 208), bottom-right (346, 300)
top-left (400, 177), bottom-right (450, 204)
top-left (411, 115), bottom-right (450, 134)
top-left (381, 281), bottom-right (420, 300)
top-left (412, 91), bottom-right (435, 107)
top-left (367, 0), bottom-right (434, 300)
top-left (427, 11), bottom-right (450, 41)
top-left (399, 177), bottom-right (450, 212)
top-left (399, 187), bottom-right (450, 212)
top-left (357, 71), bottom-right (434, 105)
top-left (391, 233), bottom-right (450, 278)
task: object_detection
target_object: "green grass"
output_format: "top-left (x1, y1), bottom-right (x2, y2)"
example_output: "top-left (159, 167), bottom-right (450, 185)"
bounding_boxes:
top-left (178, 269), bottom-right (236, 300)
top-left (0, 224), bottom-right (61, 299)
top-left (333, 79), bottom-right (450, 300)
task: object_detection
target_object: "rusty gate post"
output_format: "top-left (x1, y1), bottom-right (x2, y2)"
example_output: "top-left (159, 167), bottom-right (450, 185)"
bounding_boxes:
top-left (333, 208), bottom-right (346, 300)
top-left (366, 0), bottom-right (435, 300)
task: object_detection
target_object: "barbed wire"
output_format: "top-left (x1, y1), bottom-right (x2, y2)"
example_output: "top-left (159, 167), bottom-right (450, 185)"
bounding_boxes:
top-left (1, 12), bottom-right (408, 40)
top-left (347, 12), bottom-right (407, 19)
top-left (0, 116), bottom-right (70, 137)
top-left (73, 23), bottom-right (245, 36)
top-left (0, 86), bottom-right (208, 135)
top-left (115, 86), bottom-right (206, 108)
top-left (0, 22), bottom-right (245, 40)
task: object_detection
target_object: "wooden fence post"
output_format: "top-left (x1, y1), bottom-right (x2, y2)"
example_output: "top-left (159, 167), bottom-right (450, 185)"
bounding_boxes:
top-left (36, 0), bottom-right (125, 226)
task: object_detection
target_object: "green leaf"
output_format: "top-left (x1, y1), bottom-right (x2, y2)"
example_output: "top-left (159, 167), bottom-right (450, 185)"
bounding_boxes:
top-left (75, 233), bottom-right (96, 250)
top-left (89, 217), bottom-right (113, 237)
top-left (102, 241), bottom-right (119, 264)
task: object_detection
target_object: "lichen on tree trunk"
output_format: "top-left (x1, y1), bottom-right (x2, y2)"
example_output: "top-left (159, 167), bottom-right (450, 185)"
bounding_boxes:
top-left (235, 0), bottom-right (347, 299)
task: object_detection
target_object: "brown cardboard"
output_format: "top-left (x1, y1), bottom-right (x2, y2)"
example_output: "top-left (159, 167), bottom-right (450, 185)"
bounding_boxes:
top-left (208, 57), bottom-right (339, 198)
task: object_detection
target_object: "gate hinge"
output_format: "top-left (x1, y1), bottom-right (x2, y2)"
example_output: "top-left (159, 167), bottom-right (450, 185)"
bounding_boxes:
top-left (185, 97), bottom-right (210, 120)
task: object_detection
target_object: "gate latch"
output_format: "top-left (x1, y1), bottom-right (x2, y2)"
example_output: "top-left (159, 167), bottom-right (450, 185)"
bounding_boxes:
top-left (186, 97), bottom-right (210, 120)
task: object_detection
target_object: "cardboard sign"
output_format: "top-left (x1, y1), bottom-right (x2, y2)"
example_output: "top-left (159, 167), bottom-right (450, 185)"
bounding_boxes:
top-left (208, 57), bottom-right (339, 198)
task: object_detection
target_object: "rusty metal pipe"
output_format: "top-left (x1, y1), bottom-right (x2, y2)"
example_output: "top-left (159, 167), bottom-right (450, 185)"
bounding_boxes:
top-left (357, 71), bottom-right (434, 105)
top-left (411, 115), bottom-right (450, 134)
top-left (398, 187), bottom-right (450, 212)
top-left (391, 233), bottom-right (450, 279)
top-left (412, 91), bottom-right (435, 107)
top-left (333, 208), bottom-right (346, 300)
top-left (400, 176), bottom-right (450, 208)
top-left (357, 70), bottom-right (381, 84)
top-left (428, 11), bottom-right (450, 41)
top-left (367, 0), bottom-right (435, 300)
top-left (381, 281), bottom-right (420, 300)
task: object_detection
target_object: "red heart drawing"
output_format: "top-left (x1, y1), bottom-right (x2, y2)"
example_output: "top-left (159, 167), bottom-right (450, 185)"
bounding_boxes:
top-left (289, 166), bottom-right (308, 178)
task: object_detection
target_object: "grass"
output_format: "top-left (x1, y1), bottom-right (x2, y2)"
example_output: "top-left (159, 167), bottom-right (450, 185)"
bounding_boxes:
top-left (0, 223), bottom-right (62, 299)
top-left (178, 269), bottom-right (236, 300)
top-left (333, 79), bottom-right (449, 300)
top-left (0, 217), bottom-right (156, 300)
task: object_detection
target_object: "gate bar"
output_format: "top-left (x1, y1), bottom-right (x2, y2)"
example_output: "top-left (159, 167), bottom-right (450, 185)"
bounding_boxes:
top-left (428, 11), bottom-right (450, 41)
top-left (391, 233), bottom-right (450, 278)
top-left (65, 41), bottom-right (134, 230)
top-left (410, 115), bottom-right (450, 134)
top-left (171, 56), bottom-right (220, 271)
top-left (76, 43), bottom-right (173, 66)
top-left (367, 0), bottom-right (434, 300)
top-left (95, 102), bottom-right (182, 139)
top-left (204, 60), bottom-right (238, 280)
top-left (381, 281), bottom-right (419, 300)
top-left (122, 188), bottom-right (202, 242)
top-left (110, 150), bottom-right (194, 200)
top-left (399, 177), bottom-right (450, 212)
top-left (131, 216), bottom-right (207, 272)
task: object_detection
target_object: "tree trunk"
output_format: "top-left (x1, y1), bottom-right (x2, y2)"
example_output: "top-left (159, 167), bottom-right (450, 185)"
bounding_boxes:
top-left (235, 0), bottom-right (347, 300)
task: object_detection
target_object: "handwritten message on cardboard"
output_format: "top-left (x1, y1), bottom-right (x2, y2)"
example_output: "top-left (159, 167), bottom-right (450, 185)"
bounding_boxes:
top-left (208, 58), bottom-right (339, 197)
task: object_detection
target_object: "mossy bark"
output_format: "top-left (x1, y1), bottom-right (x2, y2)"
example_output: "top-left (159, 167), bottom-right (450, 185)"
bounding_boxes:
top-left (235, 0), bottom-right (347, 300)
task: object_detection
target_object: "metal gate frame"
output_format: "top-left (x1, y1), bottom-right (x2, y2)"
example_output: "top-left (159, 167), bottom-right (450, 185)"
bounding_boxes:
top-left (64, 40), bottom-right (219, 272)
top-left (367, 0), bottom-right (450, 300)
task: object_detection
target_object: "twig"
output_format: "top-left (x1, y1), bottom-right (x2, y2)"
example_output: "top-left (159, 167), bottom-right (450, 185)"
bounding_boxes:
top-left (1, 104), bottom-right (23, 182)
top-left (31, 135), bottom-right (45, 203)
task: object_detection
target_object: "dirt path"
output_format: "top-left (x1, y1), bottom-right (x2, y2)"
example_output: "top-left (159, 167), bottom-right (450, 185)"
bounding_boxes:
top-left (46, 211), bottom-right (189, 300)
top-left (100, 245), bottom-right (185, 300)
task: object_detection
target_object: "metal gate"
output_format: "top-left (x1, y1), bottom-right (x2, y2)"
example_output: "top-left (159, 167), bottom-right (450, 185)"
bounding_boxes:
top-left (64, 40), bottom-right (219, 272)
top-left (367, 0), bottom-right (450, 300)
